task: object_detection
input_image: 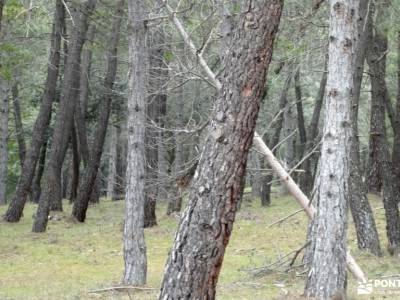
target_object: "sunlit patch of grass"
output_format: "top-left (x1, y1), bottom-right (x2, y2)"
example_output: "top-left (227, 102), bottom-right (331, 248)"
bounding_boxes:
top-left (0, 192), bottom-right (399, 299)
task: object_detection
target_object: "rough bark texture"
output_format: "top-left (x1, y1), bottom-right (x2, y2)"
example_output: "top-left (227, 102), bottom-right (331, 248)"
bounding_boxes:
top-left (32, 0), bottom-right (97, 232)
top-left (304, 0), bottom-right (358, 298)
top-left (367, 27), bottom-right (400, 255)
top-left (295, 67), bottom-right (307, 162)
top-left (366, 32), bottom-right (386, 195)
top-left (348, 0), bottom-right (381, 256)
top-left (159, 0), bottom-right (283, 298)
top-left (72, 0), bottom-right (123, 222)
top-left (392, 31), bottom-right (400, 198)
top-left (123, 0), bottom-right (148, 285)
top-left (0, 79), bottom-right (9, 205)
top-left (3, 0), bottom-right (64, 220)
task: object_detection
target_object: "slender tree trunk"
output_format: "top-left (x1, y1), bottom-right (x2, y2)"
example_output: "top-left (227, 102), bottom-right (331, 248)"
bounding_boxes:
top-left (301, 60), bottom-right (327, 195)
top-left (0, 80), bottom-right (9, 205)
top-left (33, 0), bottom-right (97, 232)
top-left (159, 0), bottom-right (282, 297)
top-left (367, 27), bottom-right (400, 255)
top-left (32, 139), bottom-right (48, 203)
top-left (167, 78), bottom-right (184, 215)
top-left (3, 0), bottom-right (64, 221)
top-left (107, 125), bottom-right (117, 199)
top-left (72, 0), bottom-right (123, 222)
top-left (113, 124), bottom-right (126, 200)
top-left (392, 31), bottom-right (400, 196)
top-left (348, 0), bottom-right (381, 256)
top-left (123, 0), bottom-right (149, 285)
top-left (12, 82), bottom-right (26, 167)
top-left (304, 0), bottom-right (359, 297)
top-left (295, 67), bottom-right (307, 162)
top-left (260, 72), bottom-right (292, 206)
top-left (367, 28), bottom-right (386, 194)
top-left (69, 123), bottom-right (80, 202)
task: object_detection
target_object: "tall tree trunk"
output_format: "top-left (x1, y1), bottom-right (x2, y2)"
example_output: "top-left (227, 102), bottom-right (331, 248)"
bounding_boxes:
top-left (32, 0), bottom-right (97, 232)
top-left (12, 81), bottom-right (26, 167)
top-left (367, 27), bottom-right (386, 194)
top-left (300, 59), bottom-right (327, 195)
top-left (31, 138), bottom-right (48, 203)
top-left (304, 0), bottom-right (359, 297)
top-left (3, 0), bottom-right (65, 221)
top-left (113, 123), bottom-right (126, 200)
top-left (167, 84), bottom-right (184, 215)
top-left (295, 67), bottom-right (307, 162)
top-left (159, 0), bottom-right (282, 297)
top-left (0, 80), bottom-right (9, 205)
top-left (392, 31), bottom-right (400, 197)
top-left (348, 0), bottom-right (381, 256)
top-left (69, 123), bottom-right (80, 202)
top-left (260, 72), bottom-right (292, 206)
top-left (107, 124), bottom-right (117, 199)
top-left (367, 27), bottom-right (400, 255)
top-left (123, 0), bottom-right (149, 285)
top-left (72, 0), bottom-right (124, 222)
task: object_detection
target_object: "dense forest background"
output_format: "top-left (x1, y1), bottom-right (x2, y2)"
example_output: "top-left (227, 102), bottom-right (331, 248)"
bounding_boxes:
top-left (1, 0), bottom-right (400, 299)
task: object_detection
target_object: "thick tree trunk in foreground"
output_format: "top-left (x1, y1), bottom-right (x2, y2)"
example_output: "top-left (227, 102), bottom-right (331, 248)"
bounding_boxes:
top-left (33, 0), bottom-right (97, 232)
top-left (159, 0), bottom-right (282, 297)
top-left (3, 0), bottom-right (64, 220)
top-left (304, 0), bottom-right (359, 298)
top-left (72, 0), bottom-right (124, 222)
top-left (123, 0), bottom-right (148, 286)
top-left (32, 139), bottom-right (48, 203)
top-left (367, 29), bottom-right (400, 255)
top-left (348, 0), bottom-right (381, 256)
top-left (392, 32), bottom-right (400, 200)
top-left (0, 80), bottom-right (9, 205)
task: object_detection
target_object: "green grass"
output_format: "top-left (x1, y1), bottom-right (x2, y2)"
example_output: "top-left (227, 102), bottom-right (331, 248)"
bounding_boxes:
top-left (0, 193), bottom-right (398, 299)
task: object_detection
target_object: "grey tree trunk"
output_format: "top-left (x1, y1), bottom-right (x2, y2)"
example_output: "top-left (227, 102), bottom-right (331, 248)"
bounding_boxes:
top-left (366, 24), bottom-right (400, 255)
top-left (107, 125), bottom-right (117, 199)
top-left (3, 0), bottom-right (64, 221)
top-left (0, 79), bottom-right (9, 205)
top-left (304, 0), bottom-right (359, 298)
top-left (32, 0), bottom-right (97, 232)
top-left (348, 0), bottom-right (381, 256)
top-left (72, 0), bottom-right (124, 222)
top-left (167, 83), bottom-right (184, 215)
top-left (123, 0), bottom-right (149, 285)
top-left (159, 0), bottom-right (283, 297)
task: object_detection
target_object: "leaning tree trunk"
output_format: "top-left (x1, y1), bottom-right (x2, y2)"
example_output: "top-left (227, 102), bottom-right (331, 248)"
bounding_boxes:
top-left (159, 0), bottom-right (283, 297)
top-left (3, 0), bottom-right (64, 221)
top-left (304, 0), bottom-right (359, 298)
top-left (123, 0), bottom-right (149, 286)
top-left (0, 79), bottom-right (9, 205)
top-left (31, 138), bottom-right (48, 203)
top-left (32, 0), bottom-right (97, 232)
top-left (72, 0), bottom-right (124, 222)
top-left (367, 28), bottom-right (400, 255)
top-left (348, 0), bottom-right (381, 256)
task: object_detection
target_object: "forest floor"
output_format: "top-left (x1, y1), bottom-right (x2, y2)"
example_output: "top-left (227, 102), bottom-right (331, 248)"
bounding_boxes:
top-left (0, 192), bottom-right (399, 300)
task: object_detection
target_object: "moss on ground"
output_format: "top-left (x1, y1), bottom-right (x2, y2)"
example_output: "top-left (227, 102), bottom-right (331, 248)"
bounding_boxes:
top-left (0, 193), bottom-right (398, 299)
